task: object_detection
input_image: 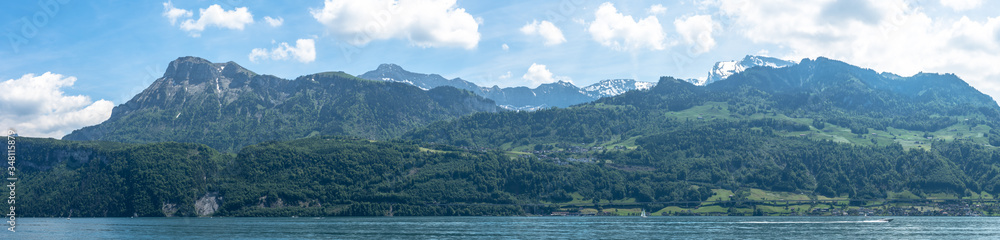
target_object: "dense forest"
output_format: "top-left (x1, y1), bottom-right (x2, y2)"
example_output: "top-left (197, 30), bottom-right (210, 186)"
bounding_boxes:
top-left (10, 129), bottom-right (1000, 217)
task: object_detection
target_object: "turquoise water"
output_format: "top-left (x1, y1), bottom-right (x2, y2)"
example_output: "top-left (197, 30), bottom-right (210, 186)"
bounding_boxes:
top-left (4, 216), bottom-right (999, 239)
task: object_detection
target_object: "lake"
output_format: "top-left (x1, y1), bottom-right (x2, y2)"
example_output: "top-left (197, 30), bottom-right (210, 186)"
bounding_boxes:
top-left (5, 216), bottom-right (999, 239)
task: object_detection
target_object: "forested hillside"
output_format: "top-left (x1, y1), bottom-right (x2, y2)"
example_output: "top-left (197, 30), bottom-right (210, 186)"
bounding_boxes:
top-left (11, 132), bottom-right (1000, 217)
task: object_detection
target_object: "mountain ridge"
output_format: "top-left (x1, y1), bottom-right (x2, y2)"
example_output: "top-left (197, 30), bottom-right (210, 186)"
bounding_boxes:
top-left (358, 64), bottom-right (656, 110)
top-left (64, 56), bottom-right (500, 152)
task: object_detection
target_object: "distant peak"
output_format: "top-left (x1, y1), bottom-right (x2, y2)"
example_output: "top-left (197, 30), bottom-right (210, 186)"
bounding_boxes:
top-left (377, 63), bottom-right (403, 71)
top-left (700, 55), bottom-right (797, 86)
top-left (171, 56), bottom-right (213, 65)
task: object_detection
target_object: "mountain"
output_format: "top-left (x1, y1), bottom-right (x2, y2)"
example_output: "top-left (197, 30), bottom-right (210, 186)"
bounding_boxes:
top-left (479, 81), bottom-right (593, 110)
top-left (689, 55), bottom-right (797, 86)
top-left (407, 56), bottom-right (1000, 200)
top-left (357, 63), bottom-right (482, 92)
top-left (411, 56), bottom-right (1000, 152)
top-left (63, 57), bottom-right (499, 152)
top-left (419, 57), bottom-right (1000, 151)
top-left (358, 64), bottom-right (655, 110)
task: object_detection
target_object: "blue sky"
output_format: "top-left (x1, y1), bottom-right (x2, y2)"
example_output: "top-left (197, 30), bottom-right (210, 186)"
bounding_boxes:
top-left (2, 0), bottom-right (1000, 137)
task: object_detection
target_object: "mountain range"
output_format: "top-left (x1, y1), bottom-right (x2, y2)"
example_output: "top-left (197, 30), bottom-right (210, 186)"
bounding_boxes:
top-left (17, 55), bottom-right (1000, 218)
top-left (358, 64), bottom-right (654, 110)
top-left (63, 57), bottom-right (500, 152)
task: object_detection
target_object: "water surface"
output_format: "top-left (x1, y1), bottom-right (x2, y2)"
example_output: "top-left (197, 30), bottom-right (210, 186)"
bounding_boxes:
top-left (6, 216), bottom-right (999, 239)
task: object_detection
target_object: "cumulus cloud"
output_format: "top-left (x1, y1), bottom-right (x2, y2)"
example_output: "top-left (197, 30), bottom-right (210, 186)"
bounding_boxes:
top-left (714, 0), bottom-right (1000, 101)
top-left (648, 4), bottom-right (667, 15)
top-left (940, 0), bottom-right (983, 11)
top-left (264, 16), bottom-right (283, 27)
top-left (521, 20), bottom-right (566, 46)
top-left (310, 0), bottom-right (481, 49)
top-left (176, 4), bottom-right (254, 37)
top-left (522, 63), bottom-right (572, 87)
top-left (162, 1), bottom-right (192, 25)
top-left (588, 2), bottom-right (667, 51)
top-left (0, 73), bottom-right (113, 138)
top-left (674, 15), bottom-right (719, 54)
top-left (249, 39), bottom-right (317, 63)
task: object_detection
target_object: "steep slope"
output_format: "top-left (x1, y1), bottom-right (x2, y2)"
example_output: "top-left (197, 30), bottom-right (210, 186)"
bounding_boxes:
top-left (63, 57), bottom-right (499, 152)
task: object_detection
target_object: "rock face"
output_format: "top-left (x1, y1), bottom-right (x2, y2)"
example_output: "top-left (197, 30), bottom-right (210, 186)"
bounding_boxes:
top-left (161, 203), bottom-right (178, 217)
top-left (195, 192), bottom-right (221, 216)
top-left (359, 64), bottom-right (656, 110)
top-left (64, 57), bottom-right (500, 152)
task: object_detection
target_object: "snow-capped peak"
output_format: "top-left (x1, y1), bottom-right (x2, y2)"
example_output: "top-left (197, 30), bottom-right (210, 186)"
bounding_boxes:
top-left (695, 55), bottom-right (797, 86)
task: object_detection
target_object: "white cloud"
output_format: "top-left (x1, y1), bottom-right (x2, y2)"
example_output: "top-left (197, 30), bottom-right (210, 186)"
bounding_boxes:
top-left (587, 2), bottom-right (668, 51)
top-left (162, 1), bottom-right (192, 25)
top-left (264, 16), bottom-right (283, 27)
top-left (0, 73), bottom-right (113, 138)
top-left (502, 43), bottom-right (510, 51)
top-left (499, 71), bottom-right (512, 79)
top-left (522, 63), bottom-right (572, 87)
top-left (177, 4), bottom-right (254, 37)
top-left (714, 0), bottom-right (1000, 102)
top-left (940, 0), bottom-right (983, 11)
top-left (648, 4), bottom-right (668, 15)
top-left (310, 0), bottom-right (481, 49)
top-left (249, 39), bottom-right (317, 63)
top-left (674, 15), bottom-right (718, 54)
top-left (521, 20), bottom-right (566, 46)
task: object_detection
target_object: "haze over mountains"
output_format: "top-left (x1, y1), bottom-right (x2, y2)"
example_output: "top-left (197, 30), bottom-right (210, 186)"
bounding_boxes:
top-left (359, 64), bottom-right (655, 110)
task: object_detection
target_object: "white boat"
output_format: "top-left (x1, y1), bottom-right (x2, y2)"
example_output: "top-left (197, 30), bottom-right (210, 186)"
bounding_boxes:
top-left (641, 209), bottom-right (647, 218)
